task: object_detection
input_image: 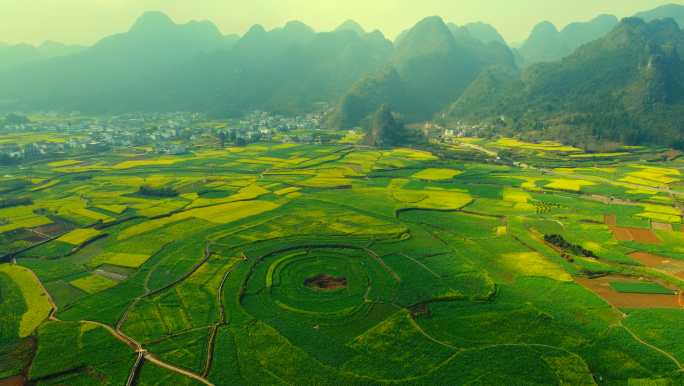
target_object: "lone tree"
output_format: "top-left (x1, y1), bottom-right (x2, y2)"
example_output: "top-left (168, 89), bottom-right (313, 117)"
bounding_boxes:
top-left (235, 137), bottom-right (247, 147)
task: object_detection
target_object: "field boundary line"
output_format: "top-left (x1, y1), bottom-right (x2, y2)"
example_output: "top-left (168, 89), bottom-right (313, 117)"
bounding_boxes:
top-left (114, 241), bottom-right (215, 385)
top-left (202, 325), bottom-right (219, 378)
top-left (363, 248), bottom-right (400, 282)
top-left (407, 313), bottom-right (460, 350)
top-left (398, 252), bottom-right (441, 278)
top-left (619, 316), bottom-right (684, 371)
top-left (217, 259), bottom-right (245, 324)
top-left (261, 367), bottom-right (294, 385)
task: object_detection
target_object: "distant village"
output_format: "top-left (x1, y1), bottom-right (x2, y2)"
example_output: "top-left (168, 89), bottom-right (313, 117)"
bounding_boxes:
top-left (0, 108), bottom-right (485, 162)
top-left (0, 109), bottom-right (338, 161)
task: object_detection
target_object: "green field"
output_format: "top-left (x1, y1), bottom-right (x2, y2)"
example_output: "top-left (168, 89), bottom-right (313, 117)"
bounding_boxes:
top-left (608, 281), bottom-right (674, 295)
top-left (1, 141), bottom-right (684, 385)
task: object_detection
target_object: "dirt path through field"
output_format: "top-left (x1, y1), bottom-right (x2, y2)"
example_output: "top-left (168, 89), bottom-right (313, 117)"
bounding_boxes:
top-left (145, 354), bottom-right (214, 385)
top-left (117, 241), bottom-right (216, 385)
top-left (618, 315), bottom-right (684, 371)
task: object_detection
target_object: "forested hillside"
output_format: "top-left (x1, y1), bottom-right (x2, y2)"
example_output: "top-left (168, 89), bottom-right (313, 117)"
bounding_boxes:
top-left (328, 17), bottom-right (518, 128)
top-left (449, 17), bottom-right (684, 147)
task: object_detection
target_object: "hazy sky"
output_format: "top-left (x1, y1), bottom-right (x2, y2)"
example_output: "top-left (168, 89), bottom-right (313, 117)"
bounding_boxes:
top-left (1, 0), bottom-right (683, 46)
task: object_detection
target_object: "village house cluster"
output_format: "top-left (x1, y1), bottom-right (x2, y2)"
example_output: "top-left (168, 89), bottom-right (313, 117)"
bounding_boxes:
top-left (0, 111), bottom-right (209, 159)
top-left (0, 107), bottom-right (341, 162)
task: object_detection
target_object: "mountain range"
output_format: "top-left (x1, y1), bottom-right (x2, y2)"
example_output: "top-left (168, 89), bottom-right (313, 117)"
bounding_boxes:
top-left (1, 4), bottom-right (684, 146)
top-left (0, 40), bottom-right (87, 71)
top-left (449, 17), bottom-right (684, 146)
top-left (513, 14), bottom-right (619, 68)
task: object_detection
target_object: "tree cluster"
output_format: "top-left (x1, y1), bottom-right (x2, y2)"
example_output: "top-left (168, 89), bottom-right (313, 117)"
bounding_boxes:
top-left (0, 196), bottom-right (33, 209)
top-left (137, 184), bottom-right (178, 197)
top-left (544, 234), bottom-right (596, 258)
top-left (4, 113), bottom-right (30, 125)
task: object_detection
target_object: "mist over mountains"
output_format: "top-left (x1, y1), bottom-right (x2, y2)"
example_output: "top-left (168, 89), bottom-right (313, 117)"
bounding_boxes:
top-left (2, 4), bottom-right (684, 145)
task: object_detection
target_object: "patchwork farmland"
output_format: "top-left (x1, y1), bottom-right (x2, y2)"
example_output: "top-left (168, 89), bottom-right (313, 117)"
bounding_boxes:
top-left (1, 140), bottom-right (684, 385)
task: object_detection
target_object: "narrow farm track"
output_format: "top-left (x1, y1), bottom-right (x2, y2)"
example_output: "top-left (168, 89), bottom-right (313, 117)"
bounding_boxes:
top-left (117, 240), bottom-right (218, 385)
top-left (14, 265), bottom-right (146, 386)
top-left (145, 354), bottom-right (215, 386)
top-left (363, 249), bottom-right (400, 282)
top-left (618, 316), bottom-right (684, 371)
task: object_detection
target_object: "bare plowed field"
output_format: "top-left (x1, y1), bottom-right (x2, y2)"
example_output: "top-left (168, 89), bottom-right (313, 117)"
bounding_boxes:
top-left (604, 215), bottom-right (617, 226)
top-left (574, 276), bottom-right (682, 309)
top-left (627, 228), bottom-right (662, 244)
top-left (628, 252), bottom-right (674, 267)
top-left (651, 222), bottom-right (674, 231)
top-left (627, 252), bottom-right (684, 280)
top-left (608, 226), bottom-right (633, 241)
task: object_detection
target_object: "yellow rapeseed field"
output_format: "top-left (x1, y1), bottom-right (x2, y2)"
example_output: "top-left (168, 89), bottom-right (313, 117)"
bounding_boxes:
top-left (0, 264), bottom-right (52, 338)
top-left (112, 160), bottom-right (180, 169)
top-left (492, 138), bottom-right (582, 152)
top-left (570, 153), bottom-right (629, 158)
top-left (57, 228), bottom-right (101, 245)
top-left (411, 168), bottom-right (463, 180)
top-left (119, 200), bottom-right (280, 239)
top-left (627, 171), bottom-right (681, 184)
top-left (503, 187), bottom-right (531, 203)
top-left (104, 253), bottom-right (151, 268)
top-left (274, 187), bottom-right (301, 195)
top-left (69, 275), bottom-right (117, 294)
top-left (618, 176), bottom-right (665, 188)
top-left (299, 178), bottom-right (351, 187)
top-left (28, 180), bottom-right (60, 191)
top-left (95, 204), bottom-right (127, 214)
top-left (70, 208), bottom-right (112, 221)
top-left (47, 160), bottom-right (83, 167)
top-left (635, 212), bottom-right (681, 223)
top-left (639, 204), bottom-right (680, 216)
top-left (545, 180), bottom-right (596, 191)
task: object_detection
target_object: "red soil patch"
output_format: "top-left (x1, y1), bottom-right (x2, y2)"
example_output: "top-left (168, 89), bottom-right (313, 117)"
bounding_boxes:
top-left (304, 274), bottom-right (348, 290)
top-left (665, 150), bottom-right (683, 160)
top-left (627, 252), bottom-right (674, 268)
top-left (32, 224), bottom-right (62, 234)
top-left (604, 215), bottom-right (617, 226)
top-left (627, 252), bottom-right (684, 280)
top-left (574, 276), bottom-right (682, 309)
top-left (651, 222), bottom-right (674, 232)
top-left (0, 376), bottom-right (24, 386)
top-left (22, 234), bottom-right (48, 243)
top-left (626, 228), bottom-right (662, 244)
top-left (608, 226), bottom-right (633, 241)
